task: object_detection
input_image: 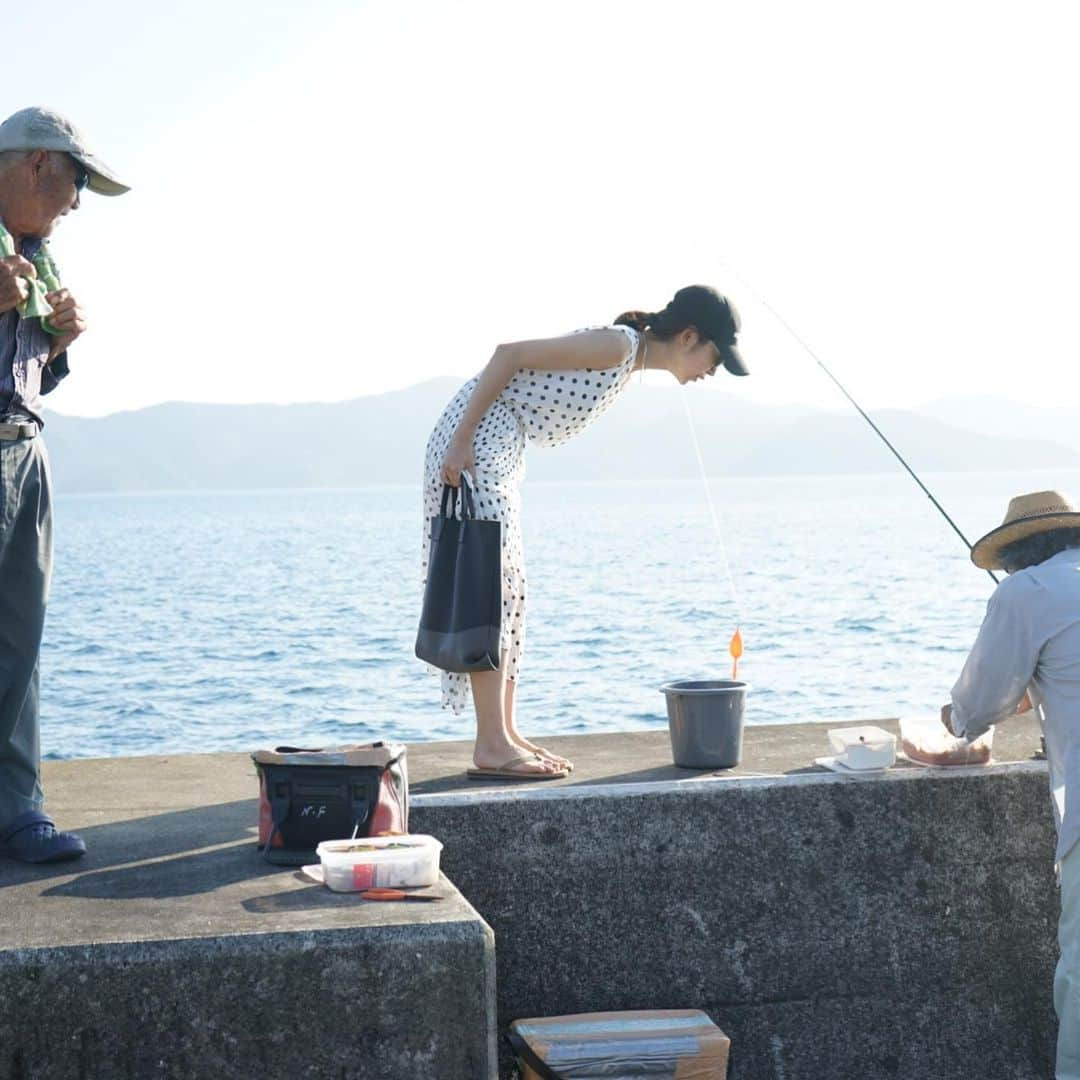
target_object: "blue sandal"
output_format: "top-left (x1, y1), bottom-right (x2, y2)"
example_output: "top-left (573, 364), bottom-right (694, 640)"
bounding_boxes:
top-left (0, 811), bottom-right (86, 864)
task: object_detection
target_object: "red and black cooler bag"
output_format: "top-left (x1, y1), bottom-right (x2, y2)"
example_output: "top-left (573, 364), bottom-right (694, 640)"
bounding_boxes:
top-left (252, 742), bottom-right (408, 865)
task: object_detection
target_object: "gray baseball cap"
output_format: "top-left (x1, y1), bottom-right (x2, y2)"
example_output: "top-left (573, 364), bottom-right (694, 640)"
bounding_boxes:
top-left (0, 106), bottom-right (129, 196)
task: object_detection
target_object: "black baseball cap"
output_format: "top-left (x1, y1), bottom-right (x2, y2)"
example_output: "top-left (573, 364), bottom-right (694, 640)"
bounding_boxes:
top-left (668, 285), bottom-right (747, 376)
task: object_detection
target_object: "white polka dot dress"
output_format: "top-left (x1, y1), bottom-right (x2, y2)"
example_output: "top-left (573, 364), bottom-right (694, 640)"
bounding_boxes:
top-left (421, 326), bottom-right (643, 714)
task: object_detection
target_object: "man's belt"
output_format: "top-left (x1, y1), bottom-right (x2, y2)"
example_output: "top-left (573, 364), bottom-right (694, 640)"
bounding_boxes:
top-left (0, 421), bottom-right (39, 441)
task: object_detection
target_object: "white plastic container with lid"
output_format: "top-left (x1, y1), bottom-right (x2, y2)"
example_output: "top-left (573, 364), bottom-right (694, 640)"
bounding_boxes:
top-left (826, 726), bottom-right (897, 770)
top-left (315, 835), bottom-right (443, 893)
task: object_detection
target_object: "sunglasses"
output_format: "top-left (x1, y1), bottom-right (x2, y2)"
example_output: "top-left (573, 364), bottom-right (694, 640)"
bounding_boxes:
top-left (68, 156), bottom-right (89, 193)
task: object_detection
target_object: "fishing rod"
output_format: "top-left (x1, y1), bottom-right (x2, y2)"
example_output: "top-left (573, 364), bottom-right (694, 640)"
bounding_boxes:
top-left (730, 275), bottom-right (1000, 586)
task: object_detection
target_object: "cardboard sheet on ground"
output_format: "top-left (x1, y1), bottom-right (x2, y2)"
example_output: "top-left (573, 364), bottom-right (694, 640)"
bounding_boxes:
top-left (509, 1009), bottom-right (731, 1079)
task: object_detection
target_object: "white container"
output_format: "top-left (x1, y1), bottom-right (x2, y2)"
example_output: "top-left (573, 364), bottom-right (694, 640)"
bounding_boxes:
top-left (826, 726), bottom-right (896, 770)
top-left (316, 835), bottom-right (443, 893)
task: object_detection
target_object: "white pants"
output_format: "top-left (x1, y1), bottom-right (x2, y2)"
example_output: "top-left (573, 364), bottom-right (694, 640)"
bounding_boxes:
top-left (1058, 844), bottom-right (1080, 1077)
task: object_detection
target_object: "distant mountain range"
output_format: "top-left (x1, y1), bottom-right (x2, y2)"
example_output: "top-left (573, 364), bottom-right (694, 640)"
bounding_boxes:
top-left (40, 384), bottom-right (1080, 494)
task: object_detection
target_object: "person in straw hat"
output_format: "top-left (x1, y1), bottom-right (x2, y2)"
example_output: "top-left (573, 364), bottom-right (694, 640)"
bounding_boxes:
top-left (943, 489), bottom-right (1080, 1077)
top-left (0, 107), bottom-right (129, 864)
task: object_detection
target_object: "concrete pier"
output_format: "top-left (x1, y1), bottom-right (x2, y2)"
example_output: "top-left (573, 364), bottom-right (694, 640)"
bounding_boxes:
top-left (0, 756), bottom-right (497, 1080)
top-left (0, 716), bottom-right (1057, 1079)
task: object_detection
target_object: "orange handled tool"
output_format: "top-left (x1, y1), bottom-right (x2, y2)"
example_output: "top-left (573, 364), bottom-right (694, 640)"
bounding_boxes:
top-left (361, 888), bottom-right (443, 902)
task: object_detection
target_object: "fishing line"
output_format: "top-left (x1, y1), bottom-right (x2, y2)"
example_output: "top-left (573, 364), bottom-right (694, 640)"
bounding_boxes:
top-left (723, 265), bottom-right (1000, 586)
top-left (679, 385), bottom-right (745, 677)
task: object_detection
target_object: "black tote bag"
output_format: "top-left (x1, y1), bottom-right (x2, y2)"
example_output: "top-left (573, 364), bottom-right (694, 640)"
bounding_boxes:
top-left (415, 481), bottom-right (503, 672)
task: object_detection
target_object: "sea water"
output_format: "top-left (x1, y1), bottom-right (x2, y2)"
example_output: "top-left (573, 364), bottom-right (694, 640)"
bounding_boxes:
top-left (41, 469), bottom-right (1076, 759)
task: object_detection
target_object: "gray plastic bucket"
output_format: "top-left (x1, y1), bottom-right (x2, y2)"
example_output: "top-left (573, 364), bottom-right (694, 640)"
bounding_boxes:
top-left (660, 679), bottom-right (748, 769)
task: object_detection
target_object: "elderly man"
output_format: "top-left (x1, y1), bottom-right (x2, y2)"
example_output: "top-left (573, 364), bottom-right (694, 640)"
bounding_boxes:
top-left (0, 107), bottom-right (128, 863)
top-left (943, 490), bottom-right (1080, 1078)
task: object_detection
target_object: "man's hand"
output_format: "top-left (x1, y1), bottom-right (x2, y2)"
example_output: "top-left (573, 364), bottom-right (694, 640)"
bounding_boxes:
top-left (940, 703), bottom-right (957, 736)
top-left (0, 255), bottom-right (34, 314)
top-left (44, 289), bottom-right (87, 358)
top-left (942, 692), bottom-right (1032, 736)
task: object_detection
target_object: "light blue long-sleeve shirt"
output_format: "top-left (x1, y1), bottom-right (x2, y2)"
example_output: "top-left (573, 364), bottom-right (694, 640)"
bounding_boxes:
top-left (951, 546), bottom-right (1080, 864)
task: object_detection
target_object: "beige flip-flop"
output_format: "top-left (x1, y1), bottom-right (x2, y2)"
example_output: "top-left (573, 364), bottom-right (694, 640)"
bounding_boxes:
top-left (535, 747), bottom-right (574, 772)
top-left (467, 753), bottom-right (569, 781)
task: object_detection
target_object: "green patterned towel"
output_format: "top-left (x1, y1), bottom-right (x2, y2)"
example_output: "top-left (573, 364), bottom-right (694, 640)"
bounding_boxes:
top-left (0, 222), bottom-right (62, 335)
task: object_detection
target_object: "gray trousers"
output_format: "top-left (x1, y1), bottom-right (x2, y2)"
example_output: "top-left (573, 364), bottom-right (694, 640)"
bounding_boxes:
top-left (0, 436), bottom-right (52, 825)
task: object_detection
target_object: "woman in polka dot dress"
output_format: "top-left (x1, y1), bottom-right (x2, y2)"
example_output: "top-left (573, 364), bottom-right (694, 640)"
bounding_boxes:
top-left (421, 285), bottom-right (749, 779)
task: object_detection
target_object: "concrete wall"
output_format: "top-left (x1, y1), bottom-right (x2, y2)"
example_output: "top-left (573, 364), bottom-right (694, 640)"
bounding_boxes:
top-left (0, 911), bottom-right (497, 1080)
top-left (1, 753), bottom-right (502, 1080)
top-left (413, 764), bottom-right (1059, 1080)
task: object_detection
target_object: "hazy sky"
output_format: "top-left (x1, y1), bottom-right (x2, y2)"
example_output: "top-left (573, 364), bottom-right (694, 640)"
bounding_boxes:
top-left (6, 0), bottom-right (1077, 417)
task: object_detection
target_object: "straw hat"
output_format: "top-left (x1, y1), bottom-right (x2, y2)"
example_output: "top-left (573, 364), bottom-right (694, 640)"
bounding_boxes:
top-left (971, 490), bottom-right (1080, 570)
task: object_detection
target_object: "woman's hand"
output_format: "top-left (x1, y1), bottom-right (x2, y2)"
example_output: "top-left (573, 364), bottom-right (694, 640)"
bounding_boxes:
top-left (441, 432), bottom-right (475, 487)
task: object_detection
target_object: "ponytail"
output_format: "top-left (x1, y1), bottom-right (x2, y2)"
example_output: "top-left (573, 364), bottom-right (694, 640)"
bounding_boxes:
top-left (616, 287), bottom-right (731, 344)
top-left (613, 310), bottom-right (655, 332)
top-left (614, 300), bottom-right (697, 341)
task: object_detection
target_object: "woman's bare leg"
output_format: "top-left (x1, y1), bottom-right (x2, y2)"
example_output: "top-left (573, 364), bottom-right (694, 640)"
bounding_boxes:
top-left (503, 677), bottom-right (574, 771)
top-left (470, 654), bottom-right (558, 773)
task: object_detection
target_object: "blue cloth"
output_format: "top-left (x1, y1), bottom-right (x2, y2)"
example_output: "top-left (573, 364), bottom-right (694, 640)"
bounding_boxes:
top-left (0, 235), bottom-right (69, 425)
